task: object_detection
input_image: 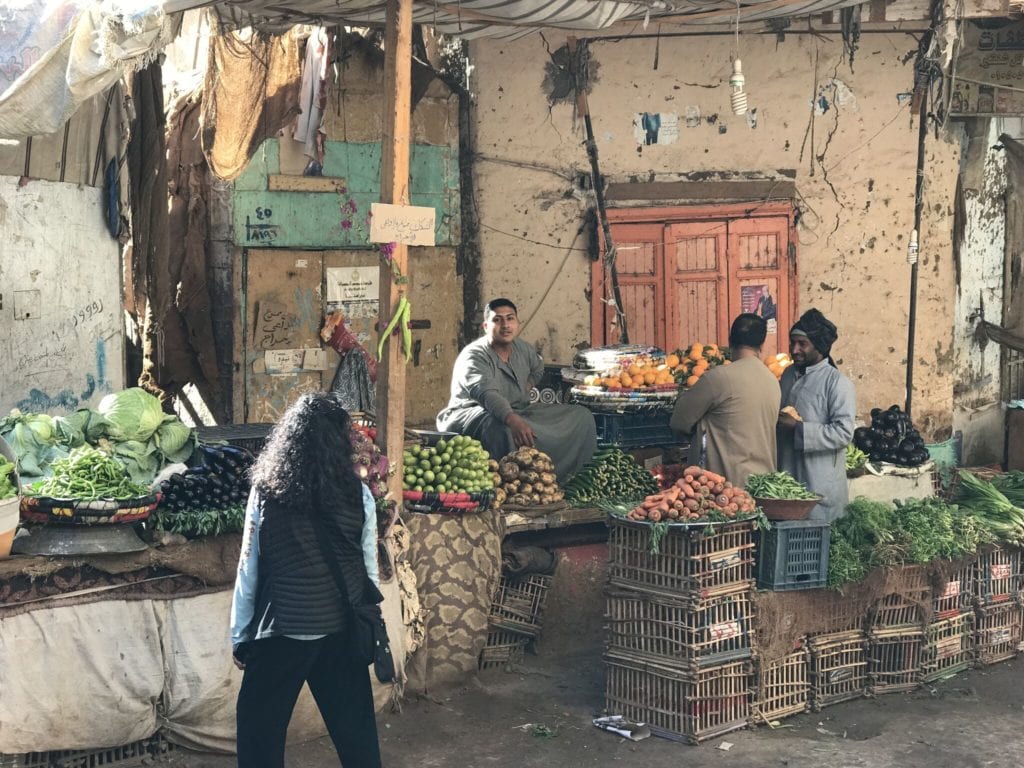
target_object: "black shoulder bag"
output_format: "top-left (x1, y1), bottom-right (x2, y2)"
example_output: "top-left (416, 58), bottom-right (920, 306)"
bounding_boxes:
top-left (311, 511), bottom-right (396, 684)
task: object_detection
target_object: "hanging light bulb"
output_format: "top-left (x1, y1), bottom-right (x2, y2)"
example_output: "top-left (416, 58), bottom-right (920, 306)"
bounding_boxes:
top-left (730, 58), bottom-right (747, 115)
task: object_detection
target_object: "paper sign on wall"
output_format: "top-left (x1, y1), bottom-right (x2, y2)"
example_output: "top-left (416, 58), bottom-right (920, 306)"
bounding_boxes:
top-left (264, 347), bottom-right (331, 373)
top-left (369, 203), bottom-right (436, 246)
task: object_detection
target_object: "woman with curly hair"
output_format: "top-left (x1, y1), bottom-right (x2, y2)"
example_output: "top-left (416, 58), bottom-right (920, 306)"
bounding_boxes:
top-left (230, 392), bottom-right (382, 767)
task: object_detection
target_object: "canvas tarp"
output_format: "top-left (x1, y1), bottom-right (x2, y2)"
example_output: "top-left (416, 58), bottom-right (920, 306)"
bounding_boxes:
top-left (0, 530), bottom-right (417, 754)
top-left (0, 1), bottom-right (176, 138)
top-left (0, 581), bottom-right (408, 754)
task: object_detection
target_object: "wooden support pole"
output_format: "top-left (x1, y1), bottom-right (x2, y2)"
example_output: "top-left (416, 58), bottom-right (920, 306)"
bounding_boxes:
top-left (377, 0), bottom-right (413, 500)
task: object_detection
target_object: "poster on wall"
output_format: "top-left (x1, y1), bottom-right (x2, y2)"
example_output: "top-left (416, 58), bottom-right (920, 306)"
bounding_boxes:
top-left (950, 21), bottom-right (1024, 116)
top-left (325, 266), bottom-right (379, 345)
top-left (633, 112), bottom-right (680, 145)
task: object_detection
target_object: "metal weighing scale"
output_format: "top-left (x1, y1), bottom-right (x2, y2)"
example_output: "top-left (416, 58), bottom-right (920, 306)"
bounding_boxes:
top-left (12, 525), bottom-right (148, 556)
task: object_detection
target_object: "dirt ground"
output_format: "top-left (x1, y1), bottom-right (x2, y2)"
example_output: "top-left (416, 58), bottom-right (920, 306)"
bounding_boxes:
top-left (163, 646), bottom-right (1024, 768)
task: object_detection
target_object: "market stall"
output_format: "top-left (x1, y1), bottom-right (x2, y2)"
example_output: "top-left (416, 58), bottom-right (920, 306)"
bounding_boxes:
top-left (593, 454), bottom-right (1024, 745)
top-left (0, 390), bottom-right (419, 757)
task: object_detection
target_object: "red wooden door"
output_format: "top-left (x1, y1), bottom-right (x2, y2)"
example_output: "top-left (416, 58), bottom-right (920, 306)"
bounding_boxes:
top-left (665, 221), bottom-right (729, 352)
top-left (591, 223), bottom-right (664, 348)
top-left (727, 217), bottom-right (792, 358)
top-left (592, 204), bottom-right (797, 355)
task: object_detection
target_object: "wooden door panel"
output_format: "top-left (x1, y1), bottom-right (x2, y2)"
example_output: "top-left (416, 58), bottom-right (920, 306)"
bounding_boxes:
top-left (727, 217), bottom-right (792, 359)
top-left (593, 224), bottom-right (664, 348)
top-left (671, 279), bottom-right (722, 350)
top-left (244, 249), bottom-right (325, 424)
top-left (666, 222), bottom-right (728, 351)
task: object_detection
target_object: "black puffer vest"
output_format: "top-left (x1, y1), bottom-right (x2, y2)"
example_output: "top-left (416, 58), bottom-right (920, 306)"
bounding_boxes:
top-left (251, 492), bottom-right (366, 638)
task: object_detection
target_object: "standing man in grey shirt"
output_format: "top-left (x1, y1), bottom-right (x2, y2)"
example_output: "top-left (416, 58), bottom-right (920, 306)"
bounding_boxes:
top-left (437, 298), bottom-right (597, 480)
top-left (777, 309), bottom-right (857, 522)
top-left (671, 314), bottom-right (781, 488)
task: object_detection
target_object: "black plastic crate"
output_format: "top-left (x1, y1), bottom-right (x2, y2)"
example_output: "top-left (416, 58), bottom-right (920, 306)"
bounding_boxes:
top-left (756, 520), bottom-right (831, 591)
top-left (591, 409), bottom-right (676, 449)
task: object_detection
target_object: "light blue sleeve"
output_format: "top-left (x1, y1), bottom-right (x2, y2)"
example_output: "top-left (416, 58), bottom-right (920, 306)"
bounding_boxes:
top-left (230, 488), bottom-right (262, 648)
top-left (361, 483), bottom-right (380, 587)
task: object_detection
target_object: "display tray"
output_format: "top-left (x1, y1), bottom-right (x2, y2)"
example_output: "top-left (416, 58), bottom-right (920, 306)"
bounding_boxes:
top-left (20, 493), bottom-right (160, 525)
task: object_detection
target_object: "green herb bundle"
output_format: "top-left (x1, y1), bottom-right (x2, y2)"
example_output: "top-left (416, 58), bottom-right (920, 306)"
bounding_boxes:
top-left (955, 470), bottom-right (1024, 545)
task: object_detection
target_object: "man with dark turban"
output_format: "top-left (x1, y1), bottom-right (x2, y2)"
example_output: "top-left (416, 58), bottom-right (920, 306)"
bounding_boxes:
top-left (777, 309), bottom-right (856, 521)
top-left (671, 314), bottom-right (781, 487)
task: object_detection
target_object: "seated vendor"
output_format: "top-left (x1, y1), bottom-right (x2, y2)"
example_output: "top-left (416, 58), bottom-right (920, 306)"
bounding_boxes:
top-left (437, 298), bottom-right (597, 480)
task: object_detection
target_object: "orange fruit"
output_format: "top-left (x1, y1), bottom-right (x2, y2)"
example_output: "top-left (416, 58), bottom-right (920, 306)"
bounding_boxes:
top-left (693, 360), bottom-right (709, 374)
top-left (619, 374), bottom-right (633, 388)
top-left (628, 364), bottom-right (644, 377)
top-left (685, 375), bottom-right (700, 388)
top-left (643, 371), bottom-right (657, 385)
top-left (665, 354), bottom-right (680, 369)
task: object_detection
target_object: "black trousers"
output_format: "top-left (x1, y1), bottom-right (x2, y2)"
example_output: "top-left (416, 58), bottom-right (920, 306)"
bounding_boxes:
top-left (236, 632), bottom-right (382, 768)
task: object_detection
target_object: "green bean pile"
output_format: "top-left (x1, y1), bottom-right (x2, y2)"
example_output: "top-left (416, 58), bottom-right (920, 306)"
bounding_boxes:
top-left (30, 446), bottom-right (150, 501)
top-left (745, 471), bottom-right (817, 500)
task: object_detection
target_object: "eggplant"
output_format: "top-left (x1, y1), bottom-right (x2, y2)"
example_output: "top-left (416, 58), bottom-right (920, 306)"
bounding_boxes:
top-left (854, 426), bottom-right (872, 444)
top-left (185, 467), bottom-right (209, 479)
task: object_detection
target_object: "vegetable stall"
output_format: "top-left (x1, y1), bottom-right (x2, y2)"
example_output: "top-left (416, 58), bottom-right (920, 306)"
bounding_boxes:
top-left (0, 388), bottom-right (415, 758)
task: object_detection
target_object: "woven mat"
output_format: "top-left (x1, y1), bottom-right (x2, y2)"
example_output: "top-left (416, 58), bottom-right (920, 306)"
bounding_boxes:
top-left (0, 533), bottom-right (241, 584)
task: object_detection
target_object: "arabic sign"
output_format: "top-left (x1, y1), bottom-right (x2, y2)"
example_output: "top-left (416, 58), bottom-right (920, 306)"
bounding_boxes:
top-left (952, 21), bottom-right (1024, 116)
top-left (369, 203), bottom-right (437, 246)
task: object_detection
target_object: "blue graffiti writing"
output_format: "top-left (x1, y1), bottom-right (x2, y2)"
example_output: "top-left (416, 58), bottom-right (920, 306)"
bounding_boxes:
top-left (17, 388), bottom-right (79, 413)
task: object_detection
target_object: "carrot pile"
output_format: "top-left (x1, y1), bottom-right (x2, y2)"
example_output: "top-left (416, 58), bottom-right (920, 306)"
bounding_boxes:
top-left (626, 466), bottom-right (758, 523)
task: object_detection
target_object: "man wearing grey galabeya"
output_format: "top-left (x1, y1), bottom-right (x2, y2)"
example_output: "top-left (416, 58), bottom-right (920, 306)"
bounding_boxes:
top-left (777, 308), bottom-right (856, 522)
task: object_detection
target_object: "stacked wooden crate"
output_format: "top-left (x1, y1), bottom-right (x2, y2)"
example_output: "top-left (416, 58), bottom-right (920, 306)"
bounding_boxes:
top-left (604, 518), bottom-right (757, 744)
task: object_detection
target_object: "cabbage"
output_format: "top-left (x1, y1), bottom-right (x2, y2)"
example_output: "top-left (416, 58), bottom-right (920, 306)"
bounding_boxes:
top-left (58, 409), bottom-right (109, 445)
top-left (98, 388), bottom-right (165, 442)
top-left (156, 416), bottom-right (196, 463)
top-left (112, 439), bottom-right (161, 484)
top-left (0, 410), bottom-right (66, 477)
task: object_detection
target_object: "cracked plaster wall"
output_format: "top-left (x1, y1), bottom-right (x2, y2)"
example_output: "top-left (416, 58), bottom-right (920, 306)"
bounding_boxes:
top-left (953, 118), bottom-right (1009, 464)
top-left (470, 34), bottom-right (960, 437)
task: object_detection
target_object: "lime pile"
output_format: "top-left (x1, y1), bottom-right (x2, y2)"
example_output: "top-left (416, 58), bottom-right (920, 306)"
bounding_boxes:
top-left (402, 437), bottom-right (495, 494)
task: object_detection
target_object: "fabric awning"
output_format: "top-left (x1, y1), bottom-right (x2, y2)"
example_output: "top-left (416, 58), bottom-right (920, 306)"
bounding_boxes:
top-left (168, 0), bottom-right (871, 39)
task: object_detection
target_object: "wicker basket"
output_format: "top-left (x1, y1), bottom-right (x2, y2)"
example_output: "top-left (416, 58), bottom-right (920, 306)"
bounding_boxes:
top-left (20, 494), bottom-right (160, 525)
top-left (604, 652), bottom-right (753, 745)
top-left (479, 628), bottom-right (529, 670)
top-left (867, 627), bottom-right (924, 694)
top-left (973, 546), bottom-right (1024, 609)
top-left (753, 643), bottom-right (810, 724)
top-left (975, 603), bottom-right (1023, 665)
top-left (808, 630), bottom-right (868, 710)
top-left (489, 573), bottom-right (553, 638)
top-left (923, 612), bottom-right (974, 682)
top-left (607, 516), bottom-right (755, 601)
top-left (934, 567), bottom-right (976, 620)
top-left (754, 497), bottom-right (820, 522)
